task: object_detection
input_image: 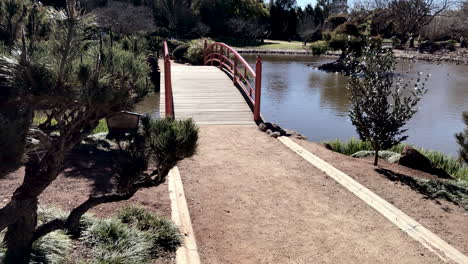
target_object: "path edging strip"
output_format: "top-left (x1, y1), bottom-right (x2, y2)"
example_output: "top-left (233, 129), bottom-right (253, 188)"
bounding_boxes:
top-left (278, 136), bottom-right (468, 264)
top-left (168, 166), bottom-right (201, 264)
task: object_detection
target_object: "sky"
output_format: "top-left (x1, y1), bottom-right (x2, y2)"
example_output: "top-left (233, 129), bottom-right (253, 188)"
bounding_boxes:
top-left (296, 0), bottom-right (355, 8)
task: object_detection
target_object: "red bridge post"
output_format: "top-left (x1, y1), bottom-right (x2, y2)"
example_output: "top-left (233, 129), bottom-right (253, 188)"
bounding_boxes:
top-left (254, 56), bottom-right (262, 122)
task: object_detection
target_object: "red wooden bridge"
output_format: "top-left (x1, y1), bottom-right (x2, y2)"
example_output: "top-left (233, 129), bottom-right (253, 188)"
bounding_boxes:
top-left (160, 41), bottom-right (262, 125)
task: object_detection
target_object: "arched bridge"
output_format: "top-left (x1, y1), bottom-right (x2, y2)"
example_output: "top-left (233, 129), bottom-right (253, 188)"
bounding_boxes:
top-left (160, 41), bottom-right (262, 125)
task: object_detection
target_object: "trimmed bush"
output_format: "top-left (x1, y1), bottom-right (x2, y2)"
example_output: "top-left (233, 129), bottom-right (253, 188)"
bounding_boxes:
top-left (167, 39), bottom-right (186, 52)
top-left (185, 38), bottom-right (214, 65)
top-left (310, 41), bottom-right (329, 55)
top-left (118, 206), bottom-right (182, 252)
top-left (173, 44), bottom-right (190, 63)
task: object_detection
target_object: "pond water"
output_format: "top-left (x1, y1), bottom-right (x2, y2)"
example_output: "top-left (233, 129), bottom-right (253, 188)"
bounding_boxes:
top-left (242, 54), bottom-right (468, 156)
top-left (136, 55), bottom-right (468, 156)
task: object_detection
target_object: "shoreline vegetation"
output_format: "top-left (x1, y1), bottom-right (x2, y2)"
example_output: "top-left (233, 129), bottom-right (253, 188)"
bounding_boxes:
top-left (227, 40), bottom-right (468, 65)
top-left (324, 138), bottom-right (468, 182)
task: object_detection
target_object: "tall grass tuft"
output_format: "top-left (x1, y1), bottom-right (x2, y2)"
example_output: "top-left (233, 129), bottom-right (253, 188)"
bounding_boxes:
top-left (118, 206), bottom-right (182, 253)
top-left (0, 207), bottom-right (73, 264)
top-left (325, 138), bottom-right (468, 181)
top-left (81, 218), bottom-right (153, 264)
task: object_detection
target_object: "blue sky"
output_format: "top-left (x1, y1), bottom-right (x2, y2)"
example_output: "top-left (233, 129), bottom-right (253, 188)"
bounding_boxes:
top-left (297, 0), bottom-right (317, 7)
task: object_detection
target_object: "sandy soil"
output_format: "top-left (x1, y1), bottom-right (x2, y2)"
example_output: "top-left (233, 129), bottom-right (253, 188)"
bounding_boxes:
top-left (0, 149), bottom-right (174, 264)
top-left (291, 139), bottom-right (468, 256)
top-left (177, 125), bottom-right (450, 264)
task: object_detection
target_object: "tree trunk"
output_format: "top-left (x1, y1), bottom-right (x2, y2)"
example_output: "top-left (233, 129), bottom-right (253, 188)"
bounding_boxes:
top-left (3, 199), bottom-right (38, 264)
top-left (374, 149), bottom-right (379, 166)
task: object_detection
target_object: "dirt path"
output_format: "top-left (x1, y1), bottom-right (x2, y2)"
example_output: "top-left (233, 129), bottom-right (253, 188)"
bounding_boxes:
top-left (291, 139), bottom-right (468, 256)
top-left (177, 125), bottom-right (447, 264)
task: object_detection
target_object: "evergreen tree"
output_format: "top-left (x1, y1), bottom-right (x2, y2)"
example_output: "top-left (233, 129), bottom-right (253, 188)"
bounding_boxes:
top-left (346, 45), bottom-right (429, 166)
top-left (456, 112), bottom-right (468, 164)
top-left (0, 1), bottom-right (198, 263)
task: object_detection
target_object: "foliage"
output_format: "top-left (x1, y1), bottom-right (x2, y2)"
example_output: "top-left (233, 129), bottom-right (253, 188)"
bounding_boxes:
top-left (456, 112), bottom-right (468, 165)
top-left (351, 150), bottom-right (401, 163)
top-left (1, 207), bottom-right (73, 264)
top-left (345, 45), bottom-right (428, 166)
top-left (185, 38), bottom-right (214, 65)
top-left (378, 169), bottom-right (468, 210)
top-left (118, 206), bottom-right (182, 252)
top-left (326, 138), bottom-right (468, 181)
top-left (173, 44), bottom-right (189, 62)
top-left (309, 40), bottom-right (329, 55)
top-left (81, 218), bottom-right (152, 264)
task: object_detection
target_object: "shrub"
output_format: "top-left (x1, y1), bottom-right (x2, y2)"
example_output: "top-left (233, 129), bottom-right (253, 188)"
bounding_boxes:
top-left (118, 206), bottom-right (182, 252)
top-left (325, 138), bottom-right (468, 181)
top-left (0, 208), bottom-right (73, 264)
top-left (81, 218), bottom-right (152, 264)
top-left (310, 41), bottom-right (329, 55)
top-left (185, 38), bottom-right (214, 65)
top-left (456, 112), bottom-right (468, 164)
top-left (173, 44), bottom-right (190, 62)
top-left (167, 39), bottom-right (186, 52)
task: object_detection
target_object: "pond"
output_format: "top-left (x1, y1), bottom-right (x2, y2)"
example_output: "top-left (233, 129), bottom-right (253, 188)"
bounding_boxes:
top-left (243, 54), bottom-right (468, 156)
top-left (136, 55), bottom-right (468, 156)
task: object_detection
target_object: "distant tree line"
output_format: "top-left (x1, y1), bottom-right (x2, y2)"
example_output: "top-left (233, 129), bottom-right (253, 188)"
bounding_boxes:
top-left (61, 0), bottom-right (466, 50)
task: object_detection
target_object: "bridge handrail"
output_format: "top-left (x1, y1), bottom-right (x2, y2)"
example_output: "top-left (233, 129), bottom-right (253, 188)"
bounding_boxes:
top-left (203, 42), bottom-right (262, 122)
top-left (163, 41), bottom-right (174, 117)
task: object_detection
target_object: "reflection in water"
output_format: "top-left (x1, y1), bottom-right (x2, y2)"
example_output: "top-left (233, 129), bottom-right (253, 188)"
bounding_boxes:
top-left (135, 93), bottom-right (160, 118)
top-left (245, 55), bottom-right (468, 156)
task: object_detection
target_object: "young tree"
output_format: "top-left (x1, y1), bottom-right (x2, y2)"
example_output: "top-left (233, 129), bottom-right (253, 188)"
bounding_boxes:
top-left (455, 112), bottom-right (468, 164)
top-left (0, 1), bottom-right (196, 262)
top-left (296, 4), bottom-right (322, 45)
top-left (346, 46), bottom-right (429, 166)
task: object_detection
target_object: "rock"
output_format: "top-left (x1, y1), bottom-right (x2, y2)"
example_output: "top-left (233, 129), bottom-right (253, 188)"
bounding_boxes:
top-left (399, 146), bottom-right (433, 171)
top-left (258, 123), bottom-right (268, 132)
top-left (399, 146), bottom-right (453, 179)
top-left (271, 131), bottom-right (281, 138)
top-left (323, 143), bottom-right (333, 150)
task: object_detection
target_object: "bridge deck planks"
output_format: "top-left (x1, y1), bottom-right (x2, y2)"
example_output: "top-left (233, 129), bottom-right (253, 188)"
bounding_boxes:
top-left (160, 62), bottom-right (255, 125)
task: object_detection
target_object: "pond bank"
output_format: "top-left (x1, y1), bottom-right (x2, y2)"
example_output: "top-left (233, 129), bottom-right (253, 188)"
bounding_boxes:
top-left (237, 48), bottom-right (468, 65)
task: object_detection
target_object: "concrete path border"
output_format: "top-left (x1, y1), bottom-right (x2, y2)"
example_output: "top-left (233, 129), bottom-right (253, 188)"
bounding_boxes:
top-left (279, 136), bottom-right (468, 264)
top-left (168, 166), bottom-right (201, 264)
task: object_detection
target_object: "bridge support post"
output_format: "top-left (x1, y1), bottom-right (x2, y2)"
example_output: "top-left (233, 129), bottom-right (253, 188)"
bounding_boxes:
top-left (233, 57), bottom-right (238, 85)
top-left (254, 56), bottom-right (262, 122)
top-left (203, 40), bottom-right (207, 65)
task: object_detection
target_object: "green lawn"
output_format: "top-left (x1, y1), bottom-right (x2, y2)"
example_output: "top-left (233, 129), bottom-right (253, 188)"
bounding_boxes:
top-left (229, 39), bottom-right (307, 50)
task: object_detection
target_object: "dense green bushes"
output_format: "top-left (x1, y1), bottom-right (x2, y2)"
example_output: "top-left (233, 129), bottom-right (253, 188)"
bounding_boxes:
top-left (326, 138), bottom-right (468, 181)
top-left (309, 40), bottom-right (329, 55)
top-left (185, 38), bottom-right (214, 65)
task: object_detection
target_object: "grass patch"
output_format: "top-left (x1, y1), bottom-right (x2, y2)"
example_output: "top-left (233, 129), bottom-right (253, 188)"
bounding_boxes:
top-left (117, 206), bottom-right (182, 253)
top-left (225, 39), bottom-right (306, 50)
top-left (377, 168), bottom-right (468, 210)
top-left (325, 138), bottom-right (468, 181)
top-left (82, 218), bottom-right (152, 264)
top-left (0, 207), bottom-right (73, 264)
top-left (0, 206), bottom-right (179, 264)
top-left (33, 116), bottom-right (108, 134)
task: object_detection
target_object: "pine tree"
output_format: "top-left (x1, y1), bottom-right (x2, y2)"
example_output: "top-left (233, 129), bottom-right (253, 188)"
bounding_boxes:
top-left (456, 112), bottom-right (468, 164)
top-left (346, 45), bottom-right (429, 166)
top-left (0, 1), bottom-right (198, 262)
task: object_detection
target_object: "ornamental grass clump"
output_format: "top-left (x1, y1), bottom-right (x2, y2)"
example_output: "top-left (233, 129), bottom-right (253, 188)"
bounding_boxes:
top-left (118, 206), bottom-right (182, 252)
top-left (345, 45), bottom-right (429, 166)
top-left (81, 218), bottom-right (152, 264)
